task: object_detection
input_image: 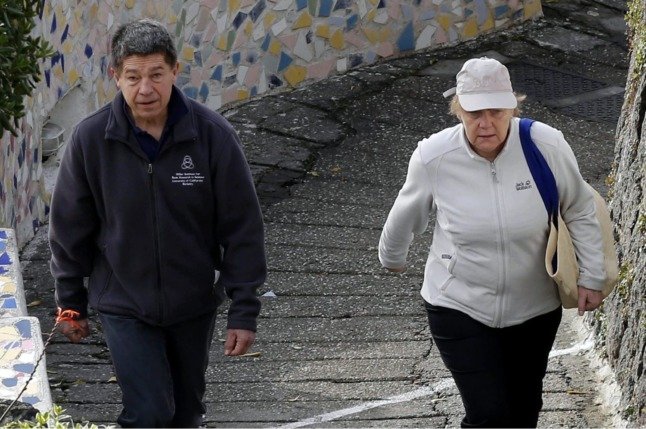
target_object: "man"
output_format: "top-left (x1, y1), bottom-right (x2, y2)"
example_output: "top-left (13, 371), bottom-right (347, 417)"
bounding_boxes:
top-left (49, 19), bottom-right (267, 427)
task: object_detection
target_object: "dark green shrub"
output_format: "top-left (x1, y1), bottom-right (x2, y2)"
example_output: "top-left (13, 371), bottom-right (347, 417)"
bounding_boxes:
top-left (0, 0), bottom-right (53, 136)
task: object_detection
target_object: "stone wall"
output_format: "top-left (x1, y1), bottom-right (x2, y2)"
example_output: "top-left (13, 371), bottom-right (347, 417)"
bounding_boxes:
top-left (599, 0), bottom-right (645, 424)
top-left (0, 0), bottom-right (543, 247)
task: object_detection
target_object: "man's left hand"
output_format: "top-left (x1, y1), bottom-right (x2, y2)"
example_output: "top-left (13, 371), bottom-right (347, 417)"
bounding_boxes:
top-left (577, 286), bottom-right (603, 316)
top-left (224, 329), bottom-right (256, 356)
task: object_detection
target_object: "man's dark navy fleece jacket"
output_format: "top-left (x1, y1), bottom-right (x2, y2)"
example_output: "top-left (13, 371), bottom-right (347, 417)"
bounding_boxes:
top-left (49, 86), bottom-right (266, 331)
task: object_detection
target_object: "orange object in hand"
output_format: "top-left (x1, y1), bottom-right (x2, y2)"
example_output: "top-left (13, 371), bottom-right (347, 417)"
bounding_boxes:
top-left (55, 308), bottom-right (90, 343)
top-left (56, 308), bottom-right (81, 325)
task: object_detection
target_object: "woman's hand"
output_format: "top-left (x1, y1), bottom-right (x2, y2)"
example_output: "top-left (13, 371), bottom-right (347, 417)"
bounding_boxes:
top-left (577, 286), bottom-right (603, 316)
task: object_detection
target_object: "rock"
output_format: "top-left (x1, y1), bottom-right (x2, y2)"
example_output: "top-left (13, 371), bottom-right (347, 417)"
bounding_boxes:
top-left (598, 2), bottom-right (646, 425)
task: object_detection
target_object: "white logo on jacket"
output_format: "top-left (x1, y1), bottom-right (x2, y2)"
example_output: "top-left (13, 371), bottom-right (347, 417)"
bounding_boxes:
top-left (171, 155), bottom-right (204, 186)
top-left (181, 155), bottom-right (195, 170)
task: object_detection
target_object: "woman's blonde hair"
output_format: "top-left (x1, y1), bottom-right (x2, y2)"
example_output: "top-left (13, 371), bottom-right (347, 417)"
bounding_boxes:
top-left (449, 93), bottom-right (527, 118)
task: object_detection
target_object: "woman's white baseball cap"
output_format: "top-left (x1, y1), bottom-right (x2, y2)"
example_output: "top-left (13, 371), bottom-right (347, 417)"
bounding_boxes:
top-left (443, 57), bottom-right (517, 112)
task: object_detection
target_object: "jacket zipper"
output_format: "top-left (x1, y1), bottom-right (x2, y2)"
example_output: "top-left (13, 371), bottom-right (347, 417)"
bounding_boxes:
top-left (148, 163), bottom-right (164, 323)
top-left (490, 161), bottom-right (506, 327)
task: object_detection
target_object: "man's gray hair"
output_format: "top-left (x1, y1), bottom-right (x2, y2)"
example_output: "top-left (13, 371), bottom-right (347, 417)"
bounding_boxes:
top-left (111, 19), bottom-right (177, 71)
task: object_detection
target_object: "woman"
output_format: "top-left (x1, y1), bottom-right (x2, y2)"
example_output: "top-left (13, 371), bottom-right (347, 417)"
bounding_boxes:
top-left (378, 57), bottom-right (606, 428)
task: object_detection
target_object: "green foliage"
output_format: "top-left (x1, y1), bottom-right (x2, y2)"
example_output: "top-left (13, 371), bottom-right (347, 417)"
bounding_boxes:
top-left (615, 263), bottom-right (634, 300)
top-left (3, 405), bottom-right (110, 429)
top-left (0, 0), bottom-right (53, 136)
top-left (638, 213), bottom-right (646, 233)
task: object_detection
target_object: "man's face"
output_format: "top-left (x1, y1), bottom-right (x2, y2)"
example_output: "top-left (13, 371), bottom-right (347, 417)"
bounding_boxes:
top-left (114, 53), bottom-right (178, 125)
top-left (459, 108), bottom-right (514, 161)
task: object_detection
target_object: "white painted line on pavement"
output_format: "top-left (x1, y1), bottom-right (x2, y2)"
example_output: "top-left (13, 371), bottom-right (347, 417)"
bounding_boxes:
top-left (549, 336), bottom-right (594, 358)
top-left (282, 336), bottom-right (596, 428)
top-left (278, 378), bottom-right (456, 429)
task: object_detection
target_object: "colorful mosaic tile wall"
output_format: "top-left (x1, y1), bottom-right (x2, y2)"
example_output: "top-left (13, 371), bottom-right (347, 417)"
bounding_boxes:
top-left (0, 0), bottom-right (542, 246)
top-left (0, 228), bottom-right (52, 412)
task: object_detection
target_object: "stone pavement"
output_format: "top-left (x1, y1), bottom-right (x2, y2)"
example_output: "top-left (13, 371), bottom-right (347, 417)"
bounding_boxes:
top-left (18, 0), bottom-right (630, 426)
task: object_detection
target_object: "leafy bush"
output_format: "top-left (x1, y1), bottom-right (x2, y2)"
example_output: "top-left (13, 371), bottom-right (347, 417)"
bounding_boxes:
top-left (3, 405), bottom-right (110, 429)
top-left (0, 0), bottom-right (53, 136)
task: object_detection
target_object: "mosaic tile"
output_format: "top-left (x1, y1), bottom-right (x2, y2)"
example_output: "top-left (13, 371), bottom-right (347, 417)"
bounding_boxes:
top-left (272, 17), bottom-right (288, 35)
top-left (524, 0), bottom-right (541, 19)
top-left (294, 32), bottom-right (314, 61)
top-left (307, 57), bottom-right (335, 79)
top-left (279, 33), bottom-right (298, 51)
top-left (199, 82), bottom-right (209, 101)
top-left (283, 64), bottom-right (307, 86)
top-left (307, 0), bottom-right (317, 15)
top-left (316, 24), bottom-right (330, 38)
top-left (495, 4), bottom-right (509, 17)
top-left (183, 86), bottom-right (199, 99)
top-left (293, 11), bottom-right (313, 29)
top-left (347, 13), bottom-right (359, 30)
top-left (319, 0), bottom-right (333, 17)
top-left (244, 63), bottom-right (262, 86)
top-left (330, 29), bottom-right (344, 49)
top-left (253, 23), bottom-right (266, 40)
top-left (262, 13), bottom-right (275, 32)
top-left (269, 39), bottom-right (282, 55)
top-left (0, 317), bottom-right (52, 412)
top-left (328, 16), bottom-right (345, 27)
top-left (374, 9), bottom-right (389, 24)
top-left (314, 38), bottom-right (326, 57)
top-left (274, 0), bottom-right (291, 11)
top-left (349, 53), bottom-right (363, 67)
top-left (60, 24), bottom-right (69, 43)
top-left (416, 24), bottom-right (437, 50)
top-left (397, 22), bottom-right (415, 51)
top-left (186, 2), bottom-right (200, 24)
top-left (250, 1), bottom-right (267, 21)
top-left (336, 57), bottom-right (347, 73)
top-left (463, 16), bottom-right (478, 37)
top-left (278, 51), bottom-right (294, 71)
top-left (232, 32), bottom-right (249, 49)
top-left (237, 65), bottom-right (249, 84)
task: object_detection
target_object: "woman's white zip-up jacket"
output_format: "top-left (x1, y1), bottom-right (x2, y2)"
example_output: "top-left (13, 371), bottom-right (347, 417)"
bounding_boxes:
top-left (379, 118), bottom-right (606, 328)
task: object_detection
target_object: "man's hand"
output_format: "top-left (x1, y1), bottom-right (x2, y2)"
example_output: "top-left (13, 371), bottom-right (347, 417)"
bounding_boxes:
top-left (224, 329), bottom-right (256, 356)
top-left (58, 319), bottom-right (90, 343)
top-left (577, 286), bottom-right (604, 316)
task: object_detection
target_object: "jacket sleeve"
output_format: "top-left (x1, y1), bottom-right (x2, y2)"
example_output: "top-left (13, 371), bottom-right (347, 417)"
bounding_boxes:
top-left (379, 147), bottom-right (434, 269)
top-left (213, 130), bottom-right (267, 332)
top-left (49, 132), bottom-right (99, 318)
top-left (549, 132), bottom-right (606, 291)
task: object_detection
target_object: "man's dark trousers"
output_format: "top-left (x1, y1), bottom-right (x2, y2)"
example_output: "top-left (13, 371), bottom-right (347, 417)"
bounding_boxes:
top-left (99, 309), bottom-right (218, 428)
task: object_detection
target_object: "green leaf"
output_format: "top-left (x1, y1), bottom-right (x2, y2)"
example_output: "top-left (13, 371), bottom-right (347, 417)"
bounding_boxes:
top-left (0, 0), bottom-right (53, 131)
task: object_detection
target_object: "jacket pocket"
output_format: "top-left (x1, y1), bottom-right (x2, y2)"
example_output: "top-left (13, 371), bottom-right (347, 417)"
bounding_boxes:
top-left (88, 255), bottom-right (114, 306)
top-left (95, 269), bottom-right (114, 305)
top-left (428, 250), bottom-right (457, 292)
top-left (438, 252), bottom-right (456, 291)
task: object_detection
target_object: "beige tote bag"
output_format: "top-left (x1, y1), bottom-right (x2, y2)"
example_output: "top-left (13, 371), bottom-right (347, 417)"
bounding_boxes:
top-left (545, 183), bottom-right (619, 309)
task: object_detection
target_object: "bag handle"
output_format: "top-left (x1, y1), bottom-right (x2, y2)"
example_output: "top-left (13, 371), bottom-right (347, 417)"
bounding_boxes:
top-left (518, 118), bottom-right (559, 225)
top-left (519, 118), bottom-right (560, 273)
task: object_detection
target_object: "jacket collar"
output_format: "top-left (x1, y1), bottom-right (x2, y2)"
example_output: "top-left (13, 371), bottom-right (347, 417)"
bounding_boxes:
top-left (105, 86), bottom-right (198, 148)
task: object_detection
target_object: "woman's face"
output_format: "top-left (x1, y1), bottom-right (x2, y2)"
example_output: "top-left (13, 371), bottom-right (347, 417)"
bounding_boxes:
top-left (459, 108), bottom-right (514, 161)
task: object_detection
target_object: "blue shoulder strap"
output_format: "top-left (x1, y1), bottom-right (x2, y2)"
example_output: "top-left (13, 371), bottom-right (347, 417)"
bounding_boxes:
top-left (518, 118), bottom-right (559, 224)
